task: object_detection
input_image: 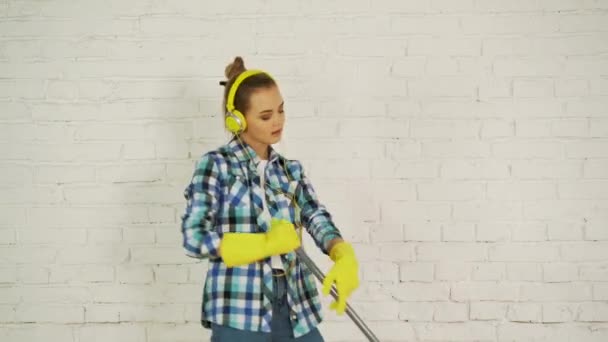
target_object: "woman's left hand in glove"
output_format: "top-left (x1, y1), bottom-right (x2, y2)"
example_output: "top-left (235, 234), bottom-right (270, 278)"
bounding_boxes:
top-left (322, 241), bottom-right (360, 315)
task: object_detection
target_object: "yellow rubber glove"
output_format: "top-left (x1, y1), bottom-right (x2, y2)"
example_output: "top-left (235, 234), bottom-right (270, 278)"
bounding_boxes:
top-left (219, 218), bottom-right (300, 267)
top-left (322, 241), bottom-right (360, 315)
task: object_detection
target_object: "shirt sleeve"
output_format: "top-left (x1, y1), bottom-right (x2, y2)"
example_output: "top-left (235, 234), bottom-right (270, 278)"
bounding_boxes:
top-left (180, 152), bottom-right (222, 260)
top-left (290, 160), bottom-right (343, 256)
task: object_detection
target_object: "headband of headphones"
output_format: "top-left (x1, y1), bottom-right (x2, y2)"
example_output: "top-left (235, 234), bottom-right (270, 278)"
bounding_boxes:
top-left (225, 69), bottom-right (273, 113)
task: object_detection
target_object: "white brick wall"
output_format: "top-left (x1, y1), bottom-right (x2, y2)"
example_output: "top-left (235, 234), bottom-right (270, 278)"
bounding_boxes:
top-left (1, 0), bottom-right (608, 341)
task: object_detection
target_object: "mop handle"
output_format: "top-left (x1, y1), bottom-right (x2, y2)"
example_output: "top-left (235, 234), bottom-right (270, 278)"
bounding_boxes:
top-left (295, 248), bottom-right (381, 342)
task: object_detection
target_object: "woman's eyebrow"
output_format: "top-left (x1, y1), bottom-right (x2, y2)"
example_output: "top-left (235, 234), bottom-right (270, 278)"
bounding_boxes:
top-left (259, 101), bottom-right (284, 114)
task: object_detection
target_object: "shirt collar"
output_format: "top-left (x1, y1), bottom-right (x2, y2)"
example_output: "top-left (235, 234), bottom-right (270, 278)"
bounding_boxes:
top-left (227, 136), bottom-right (280, 166)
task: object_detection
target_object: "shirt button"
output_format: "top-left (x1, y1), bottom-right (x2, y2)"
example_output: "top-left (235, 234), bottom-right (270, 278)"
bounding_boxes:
top-left (290, 311), bottom-right (297, 321)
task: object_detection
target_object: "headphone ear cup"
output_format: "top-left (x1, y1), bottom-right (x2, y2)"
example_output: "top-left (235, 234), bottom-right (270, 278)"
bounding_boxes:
top-left (225, 110), bottom-right (247, 134)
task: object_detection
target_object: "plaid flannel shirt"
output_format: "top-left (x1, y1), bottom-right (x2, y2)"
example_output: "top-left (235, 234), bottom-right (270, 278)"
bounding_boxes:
top-left (181, 138), bottom-right (343, 338)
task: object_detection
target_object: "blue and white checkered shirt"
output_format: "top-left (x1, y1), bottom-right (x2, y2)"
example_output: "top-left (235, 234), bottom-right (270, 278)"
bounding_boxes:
top-left (181, 138), bottom-right (343, 338)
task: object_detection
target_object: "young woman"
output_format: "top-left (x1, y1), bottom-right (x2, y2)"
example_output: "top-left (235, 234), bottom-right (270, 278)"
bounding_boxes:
top-left (181, 56), bottom-right (360, 341)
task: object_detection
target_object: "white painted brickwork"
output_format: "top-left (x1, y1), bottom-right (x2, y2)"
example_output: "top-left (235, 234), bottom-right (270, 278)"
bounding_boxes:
top-left (1, 0), bottom-right (608, 341)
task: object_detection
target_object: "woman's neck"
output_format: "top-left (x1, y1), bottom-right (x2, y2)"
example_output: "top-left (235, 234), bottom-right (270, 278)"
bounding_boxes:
top-left (240, 135), bottom-right (269, 160)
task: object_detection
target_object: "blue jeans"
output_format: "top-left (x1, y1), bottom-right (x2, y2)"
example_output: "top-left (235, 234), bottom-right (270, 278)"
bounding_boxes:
top-left (210, 271), bottom-right (325, 342)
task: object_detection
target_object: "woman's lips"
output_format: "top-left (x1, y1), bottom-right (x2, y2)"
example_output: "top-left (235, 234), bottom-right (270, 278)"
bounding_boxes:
top-left (272, 129), bottom-right (282, 135)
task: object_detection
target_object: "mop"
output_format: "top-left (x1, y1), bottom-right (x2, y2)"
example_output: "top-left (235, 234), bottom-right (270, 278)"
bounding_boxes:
top-left (295, 248), bottom-right (381, 342)
top-left (273, 127), bottom-right (380, 341)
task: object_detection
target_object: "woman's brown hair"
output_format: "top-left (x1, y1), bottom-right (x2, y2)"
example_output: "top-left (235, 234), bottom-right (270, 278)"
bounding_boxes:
top-left (222, 56), bottom-right (276, 116)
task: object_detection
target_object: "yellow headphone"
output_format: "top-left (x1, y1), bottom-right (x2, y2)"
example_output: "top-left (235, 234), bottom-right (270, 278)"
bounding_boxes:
top-left (225, 69), bottom-right (273, 135)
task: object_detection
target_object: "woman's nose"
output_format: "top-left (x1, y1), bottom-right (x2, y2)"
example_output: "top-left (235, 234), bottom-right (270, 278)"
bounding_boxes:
top-left (273, 113), bottom-right (283, 126)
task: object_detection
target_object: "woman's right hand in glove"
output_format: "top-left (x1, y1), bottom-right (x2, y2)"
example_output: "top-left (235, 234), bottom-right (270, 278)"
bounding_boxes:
top-left (219, 218), bottom-right (300, 267)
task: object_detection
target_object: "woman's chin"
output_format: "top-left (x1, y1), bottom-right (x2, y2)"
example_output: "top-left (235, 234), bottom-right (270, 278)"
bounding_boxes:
top-left (269, 135), bottom-right (282, 144)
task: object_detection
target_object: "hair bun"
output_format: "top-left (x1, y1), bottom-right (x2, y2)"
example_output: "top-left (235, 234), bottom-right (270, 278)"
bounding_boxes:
top-left (224, 56), bottom-right (247, 80)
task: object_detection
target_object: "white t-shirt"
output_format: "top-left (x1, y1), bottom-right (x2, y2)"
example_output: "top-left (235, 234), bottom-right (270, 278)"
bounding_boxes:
top-left (256, 160), bottom-right (284, 270)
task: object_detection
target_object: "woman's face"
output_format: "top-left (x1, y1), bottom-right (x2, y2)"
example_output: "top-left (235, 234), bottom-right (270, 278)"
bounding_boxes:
top-left (242, 85), bottom-right (285, 146)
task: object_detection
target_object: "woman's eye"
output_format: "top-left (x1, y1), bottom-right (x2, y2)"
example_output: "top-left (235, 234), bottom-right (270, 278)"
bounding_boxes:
top-left (262, 116), bottom-right (271, 121)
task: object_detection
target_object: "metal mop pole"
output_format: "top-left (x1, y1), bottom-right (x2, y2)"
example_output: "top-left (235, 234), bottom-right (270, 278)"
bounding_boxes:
top-left (295, 248), bottom-right (381, 342)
